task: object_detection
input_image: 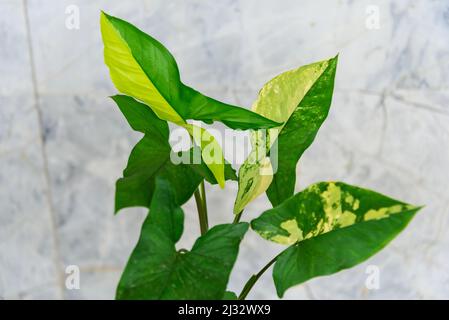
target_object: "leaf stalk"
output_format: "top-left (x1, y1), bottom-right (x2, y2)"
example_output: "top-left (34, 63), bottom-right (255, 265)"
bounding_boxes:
top-left (238, 253), bottom-right (279, 300)
top-left (194, 180), bottom-right (209, 235)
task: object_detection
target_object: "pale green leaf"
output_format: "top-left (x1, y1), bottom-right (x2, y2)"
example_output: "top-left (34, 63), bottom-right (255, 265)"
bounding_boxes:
top-left (234, 57), bottom-right (337, 213)
top-left (101, 12), bottom-right (185, 125)
top-left (183, 123), bottom-right (225, 188)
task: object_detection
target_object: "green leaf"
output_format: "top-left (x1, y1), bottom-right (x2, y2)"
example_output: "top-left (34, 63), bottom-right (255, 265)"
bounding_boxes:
top-left (251, 181), bottom-right (421, 297)
top-left (222, 291), bottom-right (238, 300)
top-left (116, 178), bottom-right (249, 299)
top-left (233, 56), bottom-right (338, 213)
top-left (111, 94), bottom-right (169, 139)
top-left (112, 95), bottom-right (236, 213)
top-left (101, 11), bottom-right (281, 130)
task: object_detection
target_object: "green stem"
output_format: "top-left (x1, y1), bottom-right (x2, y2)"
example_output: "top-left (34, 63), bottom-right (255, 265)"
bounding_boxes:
top-left (200, 180), bottom-right (208, 227)
top-left (194, 181), bottom-right (209, 235)
top-left (238, 253), bottom-right (279, 300)
top-left (189, 134), bottom-right (209, 235)
top-left (233, 210), bottom-right (243, 224)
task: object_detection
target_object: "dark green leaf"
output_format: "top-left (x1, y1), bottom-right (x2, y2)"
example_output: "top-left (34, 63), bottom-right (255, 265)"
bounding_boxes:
top-left (251, 181), bottom-right (421, 297)
top-left (111, 95), bottom-right (168, 138)
top-left (113, 95), bottom-right (236, 213)
top-left (116, 178), bottom-right (249, 299)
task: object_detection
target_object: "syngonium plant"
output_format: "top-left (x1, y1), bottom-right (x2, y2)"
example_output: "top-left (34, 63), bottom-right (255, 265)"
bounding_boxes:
top-left (100, 12), bottom-right (422, 300)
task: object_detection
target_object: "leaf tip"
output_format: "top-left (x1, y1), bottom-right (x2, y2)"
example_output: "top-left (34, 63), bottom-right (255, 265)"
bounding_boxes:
top-left (100, 10), bottom-right (108, 23)
top-left (100, 10), bottom-right (110, 19)
top-left (113, 206), bottom-right (122, 215)
top-left (413, 204), bottom-right (425, 212)
top-left (274, 276), bottom-right (286, 298)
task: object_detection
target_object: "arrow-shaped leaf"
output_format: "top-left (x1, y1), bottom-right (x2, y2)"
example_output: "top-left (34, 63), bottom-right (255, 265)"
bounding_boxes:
top-left (101, 11), bottom-right (281, 130)
top-left (234, 57), bottom-right (337, 213)
top-left (112, 95), bottom-right (236, 213)
top-left (251, 181), bottom-right (421, 297)
top-left (116, 178), bottom-right (249, 299)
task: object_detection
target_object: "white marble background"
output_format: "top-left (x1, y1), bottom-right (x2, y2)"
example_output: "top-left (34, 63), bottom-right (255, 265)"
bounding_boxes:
top-left (1, 0), bottom-right (448, 299)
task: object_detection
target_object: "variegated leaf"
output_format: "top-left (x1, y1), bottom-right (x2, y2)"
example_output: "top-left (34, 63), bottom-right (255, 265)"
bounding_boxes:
top-left (100, 11), bottom-right (282, 130)
top-left (251, 181), bottom-right (421, 297)
top-left (234, 57), bottom-right (337, 213)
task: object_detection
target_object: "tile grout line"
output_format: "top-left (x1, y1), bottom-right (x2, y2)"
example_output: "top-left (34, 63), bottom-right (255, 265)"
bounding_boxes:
top-left (22, 0), bottom-right (65, 300)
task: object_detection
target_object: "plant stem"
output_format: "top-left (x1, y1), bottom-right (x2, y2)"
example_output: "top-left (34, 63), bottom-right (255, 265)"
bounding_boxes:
top-left (238, 253), bottom-right (279, 300)
top-left (189, 133), bottom-right (209, 235)
top-left (200, 180), bottom-right (208, 227)
top-left (233, 210), bottom-right (243, 224)
top-left (194, 181), bottom-right (209, 235)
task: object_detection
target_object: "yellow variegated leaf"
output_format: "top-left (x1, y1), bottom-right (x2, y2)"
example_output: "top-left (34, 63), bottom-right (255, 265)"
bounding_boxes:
top-left (251, 182), bottom-right (421, 297)
top-left (234, 59), bottom-right (332, 214)
top-left (183, 124), bottom-right (225, 188)
top-left (233, 156), bottom-right (273, 214)
top-left (100, 12), bottom-right (185, 125)
top-left (253, 182), bottom-right (419, 245)
top-left (101, 12), bottom-right (284, 130)
top-left (253, 59), bottom-right (329, 147)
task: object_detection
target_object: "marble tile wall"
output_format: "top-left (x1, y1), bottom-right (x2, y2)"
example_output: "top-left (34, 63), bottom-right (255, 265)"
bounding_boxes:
top-left (0, 0), bottom-right (448, 299)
